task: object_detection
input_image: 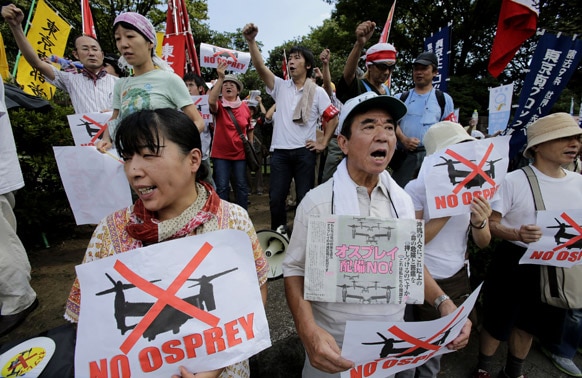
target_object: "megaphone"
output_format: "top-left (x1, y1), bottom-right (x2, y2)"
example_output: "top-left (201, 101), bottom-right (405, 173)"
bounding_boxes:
top-left (257, 226), bottom-right (289, 279)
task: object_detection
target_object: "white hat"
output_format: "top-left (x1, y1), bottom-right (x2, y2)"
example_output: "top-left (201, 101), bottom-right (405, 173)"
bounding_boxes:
top-left (339, 92), bottom-right (407, 136)
top-left (424, 121), bottom-right (475, 155)
top-left (365, 43), bottom-right (397, 67)
top-left (523, 112), bottom-right (582, 158)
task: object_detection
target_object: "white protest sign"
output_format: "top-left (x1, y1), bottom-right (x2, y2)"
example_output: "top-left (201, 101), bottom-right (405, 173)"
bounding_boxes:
top-left (520, 209), bottom-right (582, 268)
top-left (192, 95), bottom-right (212, 127)
top-left (53, 146), bottom-right (132, 225)
top-left (423, 136), bottom-right (510, 218)
top-left (67, 112), bottom-right (112, 146)
top-left (199, 43), bottom-right (251, 73)
top-left (341, 284), bottom-right (481, 378)
top-left (75, 230), bottom-right (271, 377)
top-left (304, 215), bottom-right (424, 305)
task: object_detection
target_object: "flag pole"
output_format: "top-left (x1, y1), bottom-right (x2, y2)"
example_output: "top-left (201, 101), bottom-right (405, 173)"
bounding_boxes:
top-left (12, 0), bottom-right (38, 78)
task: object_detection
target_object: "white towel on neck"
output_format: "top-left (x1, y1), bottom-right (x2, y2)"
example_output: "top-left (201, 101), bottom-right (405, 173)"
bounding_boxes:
top-left (292, 79), bottom-right (317, 125)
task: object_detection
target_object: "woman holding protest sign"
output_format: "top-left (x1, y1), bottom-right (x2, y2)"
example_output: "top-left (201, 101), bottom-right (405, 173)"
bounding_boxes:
top-left (96, 12), bottom-right (204, 152)
top-left (208, 61), bottom-right (253, 210)
top-left (66, 108), bottom-right (268, 378)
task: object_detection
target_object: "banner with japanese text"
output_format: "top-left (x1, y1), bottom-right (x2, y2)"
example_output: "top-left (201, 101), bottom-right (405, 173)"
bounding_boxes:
top-left (200, 43), bottom-right (251, 74)
top-left (74, 230), bottom-right (271, 377)
top-left (16, 0), bottom-right (71, 98)
top-left (161, 34), bottom-right (186, 77)
top-left (304, 215), bottom-right (424, 305)
top-left (505, 32), bottom-right (582, 158)
top-left (488, 83), bottom-right (514, 135)
top-left (424, 25), bottom-right (451, 93)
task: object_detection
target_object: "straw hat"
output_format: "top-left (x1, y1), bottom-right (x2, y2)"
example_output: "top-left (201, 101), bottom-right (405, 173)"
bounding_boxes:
top-left (424, 121), bottom-right (475, 155)
top-left (523, 112), bottom-right (582, 158)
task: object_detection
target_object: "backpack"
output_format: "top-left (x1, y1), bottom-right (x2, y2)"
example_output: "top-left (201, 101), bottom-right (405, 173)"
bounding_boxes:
top-left (399, 89), bottom-right (447, 120)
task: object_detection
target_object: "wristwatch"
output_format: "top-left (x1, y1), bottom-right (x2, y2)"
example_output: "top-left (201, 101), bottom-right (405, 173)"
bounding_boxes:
top-left (470, 219), bottom-right (487, 229)
top-left (434, 294), bottom-right (451, 310)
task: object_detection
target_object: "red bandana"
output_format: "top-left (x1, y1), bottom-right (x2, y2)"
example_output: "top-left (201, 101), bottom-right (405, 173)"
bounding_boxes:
top-left (125, 182), bottom-right (220, 244)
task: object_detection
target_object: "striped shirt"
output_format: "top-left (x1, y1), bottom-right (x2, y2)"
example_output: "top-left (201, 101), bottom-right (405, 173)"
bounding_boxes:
top-left (48, 66), bottom-right (118, 114)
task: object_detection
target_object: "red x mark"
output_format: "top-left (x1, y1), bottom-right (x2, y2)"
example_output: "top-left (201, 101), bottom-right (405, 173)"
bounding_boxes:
top-left (212, 49), bottom-right (238, 62)
top-left (445, 143), bottom-right (496, 194)
top-left (387, 306), bottom-right (464, 356)
top-left (553, 212), bottom-right (582, 251)
top-left (115, 242), bottom-right (220, 354)
top-left (83, 115), bottom-right (108, 145)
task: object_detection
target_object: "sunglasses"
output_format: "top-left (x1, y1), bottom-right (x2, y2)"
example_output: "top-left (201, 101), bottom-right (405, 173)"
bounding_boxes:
top-left (371, 62), bottom-right (395, 71)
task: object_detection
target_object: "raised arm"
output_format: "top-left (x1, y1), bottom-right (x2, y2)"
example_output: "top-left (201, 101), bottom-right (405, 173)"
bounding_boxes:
top-left (320, 49), bottom-right (333, 98)
top-left (2, 4), bottom-right (56, 81)
top-left (208, 61), bottom-right (228, 113)
top-left (342, 21), bottom-right (375, 86)
top-left (242, 23), bottom-right (275, 90)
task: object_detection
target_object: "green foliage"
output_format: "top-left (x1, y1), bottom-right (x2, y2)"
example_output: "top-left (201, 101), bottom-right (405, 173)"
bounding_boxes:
top-left (10, 102), bottom-right (78, 248)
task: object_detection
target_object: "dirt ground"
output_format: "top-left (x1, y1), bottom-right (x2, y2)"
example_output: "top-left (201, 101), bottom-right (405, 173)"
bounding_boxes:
top-left (0, 187), bottom-right (275, 347)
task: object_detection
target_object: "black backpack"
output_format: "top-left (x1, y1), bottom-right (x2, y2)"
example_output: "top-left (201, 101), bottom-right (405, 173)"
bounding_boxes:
top-left (399, 89), bottom-right (447, 119)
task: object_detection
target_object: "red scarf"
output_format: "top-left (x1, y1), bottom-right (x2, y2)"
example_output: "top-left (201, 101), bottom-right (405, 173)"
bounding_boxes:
top-left (125, 182), bottom-right (220, 244)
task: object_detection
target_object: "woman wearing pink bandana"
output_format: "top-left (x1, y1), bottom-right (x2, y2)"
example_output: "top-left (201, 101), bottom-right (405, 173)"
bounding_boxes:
top-left (66, 109), bottom-right (268, 378)
top-left (96, 12), bottom-right (204, 152)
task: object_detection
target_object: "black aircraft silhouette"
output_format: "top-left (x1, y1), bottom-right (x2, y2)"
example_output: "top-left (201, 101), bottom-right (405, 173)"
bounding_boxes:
top-left (96, 267), bottom-right (238, 341)
top-left (434, 156), bottom-right (502, 189)
top-left (548, 218), bottom-right (582, 248)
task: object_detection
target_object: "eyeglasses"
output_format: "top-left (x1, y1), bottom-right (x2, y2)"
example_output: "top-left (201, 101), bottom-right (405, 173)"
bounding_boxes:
top-left (371, 62), bottom-right (396, 72)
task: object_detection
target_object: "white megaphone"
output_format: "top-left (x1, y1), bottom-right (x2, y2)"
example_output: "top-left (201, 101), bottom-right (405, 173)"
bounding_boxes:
top-left (257, 226), bottom-right (289, 279)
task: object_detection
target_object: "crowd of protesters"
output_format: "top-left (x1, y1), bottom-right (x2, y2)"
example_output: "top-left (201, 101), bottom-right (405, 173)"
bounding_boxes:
top-left (0, 6), bottom-right (581, 378)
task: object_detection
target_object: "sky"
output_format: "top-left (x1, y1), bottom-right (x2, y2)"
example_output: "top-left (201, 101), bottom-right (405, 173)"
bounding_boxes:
top-left (206, 0), bottom-right (334, 55)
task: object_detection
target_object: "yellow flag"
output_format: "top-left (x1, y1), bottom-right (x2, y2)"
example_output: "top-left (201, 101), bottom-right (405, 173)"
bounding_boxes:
top-left (16, 0), bottom-right (71, 99)
top-left (156, 31), bottom-right (165, 57)
top-left (0, 34), bottom-right (10, 80)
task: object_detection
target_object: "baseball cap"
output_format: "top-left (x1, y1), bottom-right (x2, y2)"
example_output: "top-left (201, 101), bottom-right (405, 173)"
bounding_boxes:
top-left (365, 43), bottom-right (397, 67)
top-left (339, 92), bottom-right (407, 136)
top-left (413, 51), bottom-right (438, 67)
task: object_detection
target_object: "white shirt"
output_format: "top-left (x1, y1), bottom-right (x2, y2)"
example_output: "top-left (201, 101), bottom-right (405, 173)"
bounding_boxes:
top-left (0, 77), bottom-right (24, 195)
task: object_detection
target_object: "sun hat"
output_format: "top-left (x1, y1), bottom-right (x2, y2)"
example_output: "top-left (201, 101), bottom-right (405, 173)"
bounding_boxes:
top-left (523, 112), bottom-right (582, 158)
top-left (424, 121), bottom-right (476, 155)
top-left (413, 51), bottom-right (438, 67)
top-left (471, 130), bottom-right (485, 140)
top-left (338, 92), bottom-right (407, 136)
top-left (365, 43), bottom-right (397, 67)
top-left (223, 74), bottom-right (244, 93)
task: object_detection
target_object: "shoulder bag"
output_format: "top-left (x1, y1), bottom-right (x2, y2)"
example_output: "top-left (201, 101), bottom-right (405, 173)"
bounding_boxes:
top-left (521, 165), bottom-right (582, 309)
top-left (225, 108), bottom-right (261, 172)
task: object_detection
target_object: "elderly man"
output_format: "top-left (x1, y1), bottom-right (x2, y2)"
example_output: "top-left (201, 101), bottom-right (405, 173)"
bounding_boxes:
top-left (283, 92), bottom-right (471, 377)
top-left (2, 4), bottom-right (117, 114)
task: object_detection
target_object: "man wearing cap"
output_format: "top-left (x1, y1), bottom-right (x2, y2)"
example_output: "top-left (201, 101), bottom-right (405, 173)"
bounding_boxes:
top-left (401, 121), bottom-right (492, 378)
top-left (474, 113), bottom-right (582, 378)
top-left (2, 4), bottom-right (117, 114)
top-left (336, 21), bottom-right (397, 105)
top-left (243, 23), bottom-right (339, 231)
top-left (392, 51), bottom-right (454, 187)
top-left (283, 92), bottom-right (471, 377)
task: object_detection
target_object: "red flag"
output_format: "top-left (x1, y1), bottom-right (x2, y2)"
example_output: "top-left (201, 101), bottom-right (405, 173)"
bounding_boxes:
top-left (282, 49), bottom-right (289, 80)
top-left (161, 35), bottom-right (186, 77)
top-left (488, 0), bottom-right (538, 78)
top-left (379, 0), bottom-right (396, 43)
top-left (81, 0), bottom-right (96, 39)
top-left (165, 0), bottom-right (200, 76)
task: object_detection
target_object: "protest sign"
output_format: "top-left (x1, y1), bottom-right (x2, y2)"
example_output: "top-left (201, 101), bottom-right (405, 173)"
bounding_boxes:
top-left (53, 146), bottom-right (132, 225)
top-left (304, 214), bottom-right (424, 305)
top-left (75, 229), bottom-right (271, 377)
top-left (341, 284), bottom-right (481, 378)
top-left (423, 136), bottom-right (509, 218)
top-left (67, 112), bottom-right (112, 146)
top-left (199, 43), bottom-right (251, 73)
top-left (520, 209), bottom-right (582, 268)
